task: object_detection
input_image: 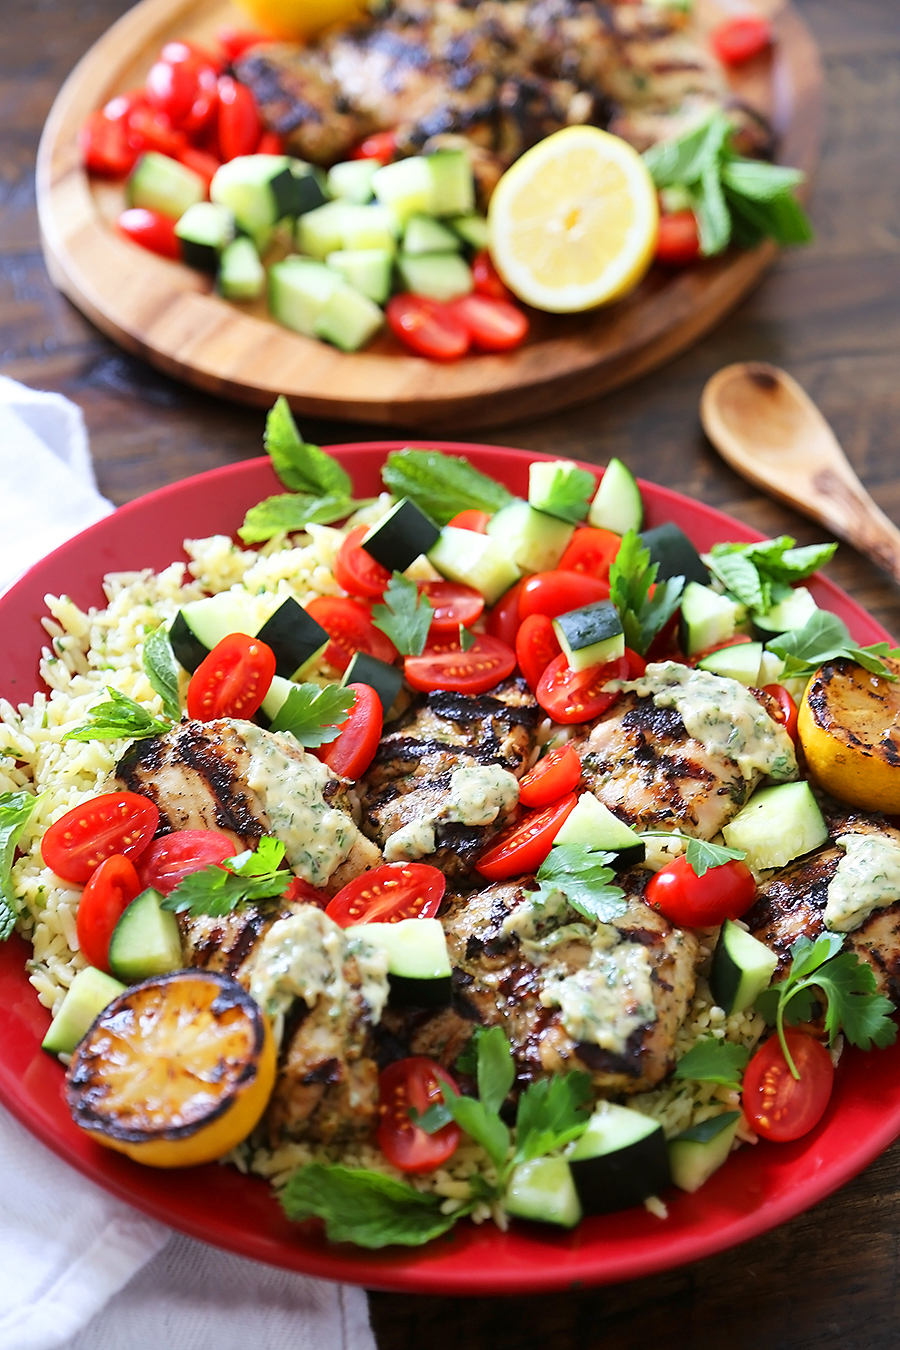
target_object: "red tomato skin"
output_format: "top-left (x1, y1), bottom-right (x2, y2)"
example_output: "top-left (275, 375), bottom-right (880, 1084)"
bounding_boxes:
top-left (761, 683), bottom-right (800, 743)
top-left (447, 509), bottom-right (490, 533)
top-left (283, 876), bottom-right (330, 908)
top-left (743, 1031), bottom-right (834, 1143)
top-left (476, 792), bottom-right (579, 881)
top-left (446, 294), bottom-right (529, 353)
top-left (558, 527), bottom-right (620, 580)
top-left (518, 744), bottom-right (582, 809)
top-left (625, 647), bottom-right (647, 678)
top-left (80, 109), bottom-right (140, 177)
top-left (42, 793), bottom-right (160, 884)
top-left (136, 829), bottom-right (237, 896)
top-left (117, 207), bottom-right (182, 259)
top-left (655, 211), bottom-right (701, 266)
top-left (256, 130), bottom-right (284, 155)
top-left (320, 683), bottom-right (383, 780)
top-left (535, 653), bottom-right (628, 724)
top-left (305, 595), bottom-right (397, 672)
top-left (326, 862), bottom-right (446, 927)
top-left (472, 250), bottom-right (511, 301)
top-left (386, 294), bottom-right (471, 361)
top-left (125, 106), bottom-right (188, 158)
top-left (487, 578), bottom-right (527, 648)
top-left (711, 15), bottom-right (773, 65)
top-left (418, 580), bottom-right (484, 634)
top-left (146, 43), bottom-right (219, 128)
top-left (645, 855), bottom-right (756, 927)
top-left (351, 130), bottom-right (397, 163)
top-left (186, 633), bottom-right (276, 721)
top-left (377, 1058), bottom-right (461, 1173)
top-left (515, 613), bottom-right (562, 691)
top-left (217, 26), bottom-right (269, 61)
top-left (217, 75), bottom-right (261, 160)
top-left (178, 145), bottom-right (220, 188)
top-left (404, 634), bottom-right (516, 696)
top-left (519, 570), bottom-right (611, 622)
top-left (333, 525), bottom-right (393, 600)
top-left (76, 854), bottom-right (142, 973)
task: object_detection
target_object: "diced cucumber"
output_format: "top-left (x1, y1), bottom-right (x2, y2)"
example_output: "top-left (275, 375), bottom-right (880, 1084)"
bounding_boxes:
top-left (261, 673), bottom-right (295, 722)
top-left (567, 1102), bottom-right (671, 1215)
top-left (169, 590), bottom-right (272, 672)
top-left (128, 152), bottom-right (205, 220)
top-left (362, 497), bottom-right (441, 571)
top-left (256, 596), bottom-right (330, 679)
top-left (753, 586), bottom-right (819, 638)
top-left (218, 236), bottom-right (265, 301)
top-left (42, 967), bottom-right (125, 1056)
top-left (710, 919), bottom-right (778, 1015)
top-left (680, 581), bottom-right (745, 657)
top-left (347, 917), bottom-right (451, 1008)
top-left (297, 200), bottom-right (353, 259)
top-left (428, 526), bottom-right (521, 605)
top-left (668, 1112), bottom-right (742, 1194)
top-left (504, 1157), bottom-right (582, 1229)
top-left (372, 156), bottom-right (433, 224)
top-left (757, 650), bottom-right (786, 685)
top-left (486, 500), bottom-right (574, 575)
top-left (722, 781), bottom-right (828, 872)
top-left (640, 522), bottom-right (709, 586)
top-left (313, 284), bottom-right (384, 352)
top-left (175, 201), bottom-right (235, 272)
top-left (589, 458), bottom-right (643, 534)
top-left (449, 214), bottom-right (490, 251)
top-left (528, 460), bottom-right (595, 524)
top-left (697, 640), bottom-right (763, 686)
top-left (553, 792), bottom-right (645, 867)
top-left (108, 889), bottom-right (183, 984)
top-left (211, 155), bottom-right (323, 244)
top-left (341, 652), bottom-right (403, 715)
top-left (553, 601), bottom-right (625, 672)
top-left (268, 258), bottom-right (342, 336)
top-left (326, 159), bottom-right (377, 204)
top-left (403, 214), bottom-right (461, 255)
top-left (397, 252), bottom-right (473, 302)
top-left (425, 150), bottom-right (475, 217)
top-left (325, 248), bottom-right (393, 304)
top-left (341, 203), bottom-right (399, 253)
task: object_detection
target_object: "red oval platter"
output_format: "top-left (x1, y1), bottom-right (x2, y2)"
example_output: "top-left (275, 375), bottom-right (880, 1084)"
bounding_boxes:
top-left (1, 442), bottom-right (899, 1296)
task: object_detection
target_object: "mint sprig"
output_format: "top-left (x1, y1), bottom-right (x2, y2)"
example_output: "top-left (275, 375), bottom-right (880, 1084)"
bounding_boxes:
top-left (0, 791), bottom-right (39, 940)
top-left (765, 611), bottom-right (900, 681)
top-left (381, 448), bottom-right (512, 526)
top-left (673, 1038), bottom-right (750, 1088)
top-left (708, 535), bottom-right (837, 614)
top-left (64, 688), bottom-right (173, 744)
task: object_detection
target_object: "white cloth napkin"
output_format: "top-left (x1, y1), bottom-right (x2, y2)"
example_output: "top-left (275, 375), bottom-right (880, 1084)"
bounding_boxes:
top-left (0, 379), bottom-right (376, 1350)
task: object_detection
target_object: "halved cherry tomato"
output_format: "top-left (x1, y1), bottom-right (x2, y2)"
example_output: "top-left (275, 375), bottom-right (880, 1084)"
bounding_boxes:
top-left (186, 632), bottom-right (276, 721)
top-left (136, 828), bottom-right (237, 896)
top-left (519, 570), bottom-right (611, 622)
top-left (405, 634), bottom-right (516, 695)
top-left (419, 580), bottom-right (484, 634)
top-left (41, 792), bottom-right (160, 884)
top-left (351, 130), bottom-right (397, 163)
top-left (178, 145), bottom-right (221, 188)
top-left (326, 862), bottom-right (446, 926)
top-left (256, 130), bottom-right (284, 155)
top-left (377, 1057), bottom-right (461, 1173)
top-left (334, 524), bottom-right (392, 600)
top-left (79, 108), bottom-right (140, 177)
top-left (283, 876), bottom-right (329, 908)
top-left (476, 792), bottom-right (579, 881)
top-left (487, 578), bottom-right (527, 648)
top-left (146, 42), bottom-right (219, 130)
top-left (446, 294), bottom-right (529, 353)
top-left (217, 26), bottom-right (268, 61)
top-left (518, 744), bottom-right (582, 810)
top-left (625, 647), bottom-right (647, 678)
top-left (125, 104), bottom-right (188, 158)
top-left (536, 652), bottom-right (628, 724)
top-left (320, 683), bottom-right (383, 780)
top-left (217, 75), bottom-right (261, 160)
top-left (305, 595), bottom-right (397, 672)
top-left (711, 15), bottom-right (773, 65)
top-left (76, 854), bottom-right (142, 973)
top-left (688, 633), bottom-right (754, 667)
top-left (645, 854), bottom-right (756, 927)
top-left (386, 294), bottom-right (470, 361)
top-left (743, 1031), bottom-right (834, 1142)
top-left (116, 207), bottom-right (182, 260)
top-left (655, 211), bottom-right (701, 266)
top-left (515, 612), bottom-right (562, 691)
top-left (558, 528), bottom-right (620, 580)
top-left (471, 250), bottom-right (510, 301)
top-left (448, 509), bottom-right (489, 533)
top-left (761, 683), bottom-right (800, 743)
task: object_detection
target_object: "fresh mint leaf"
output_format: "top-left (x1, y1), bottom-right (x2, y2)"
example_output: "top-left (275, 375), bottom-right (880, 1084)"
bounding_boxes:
top-left (726, 188), bottom-right (813, 247)
top-left (381, 449), bottom-right (512, 527)
top-left (476, 1024), bottom-right (515, 1116)
top-left (64, 688), bottom-right (172, 744)
top-left (708, 536), bottom-right (837, 616)
top-left (371, 574), bottom-right (433, 657)
top-left (535, 845), bottom-right (627, 923)
top-left (268, 683), bottom-right (356, 746)
top-left (608, 529), bottom-right (685, 657)
top-left (643, 111), bottom-right (732, 189)
top-left (264, 396), bottom-right (352, 498)
top-left (707, 551), bottom-right (766, 610)
top-left (513, 1072), bottom-right (592, 1164)
top-left (765, 611), bottom-right (900, 680)
top-left (239, 492), bottom-right (362, 544)
top-left (720, 158), bottom-right (804, 202)
top-left (443, 1087), bottom-right (511, 1171)
top-left (685, 838), bottom-right (747, 879)
top-left (143, 627), bottom-right (180, 720)
top-left (692, 162), bottom-right (731, 256)
top-left (280, 1164), bottom-right (460, 1248)
top-left (161, 835), bottom-right (292, 917)
top-left (0, 791), bottom-right (39, 940)
top-left (674, 1038), bottom-right (750, 1086)
top-left (459, 625), bottom-right (476, 652)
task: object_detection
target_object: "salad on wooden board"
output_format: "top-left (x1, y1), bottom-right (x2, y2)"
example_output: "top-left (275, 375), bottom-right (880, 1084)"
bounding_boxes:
top-left (2, 403), bottom-right (900, 1250)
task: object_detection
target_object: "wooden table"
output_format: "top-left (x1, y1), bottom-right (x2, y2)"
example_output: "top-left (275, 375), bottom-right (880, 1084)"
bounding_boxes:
top-left (5, 0), bottom-right (900, 1343)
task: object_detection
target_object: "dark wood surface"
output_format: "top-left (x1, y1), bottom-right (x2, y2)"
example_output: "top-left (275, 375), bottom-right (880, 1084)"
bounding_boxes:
top-left (5, 0), bottom-right (900, 1344)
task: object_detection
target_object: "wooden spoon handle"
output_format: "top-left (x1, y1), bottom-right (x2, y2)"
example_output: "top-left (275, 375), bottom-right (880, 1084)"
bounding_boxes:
top-left (803, 469), bottom-right (900, 588)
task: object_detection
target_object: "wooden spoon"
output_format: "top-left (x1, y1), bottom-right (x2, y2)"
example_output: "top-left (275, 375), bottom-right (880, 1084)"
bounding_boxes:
top-left (701, 362), bottom-right (900, 586)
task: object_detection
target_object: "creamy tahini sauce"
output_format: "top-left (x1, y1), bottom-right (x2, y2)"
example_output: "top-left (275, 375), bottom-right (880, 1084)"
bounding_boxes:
top-left (609, 662), bottom-right (798, 782)
top-left (825, 833), bottom-right (900, 932)
top-left (541, 938), bottom-right (657, 1053)
top-left (383, 765), bottom-right (519, 862)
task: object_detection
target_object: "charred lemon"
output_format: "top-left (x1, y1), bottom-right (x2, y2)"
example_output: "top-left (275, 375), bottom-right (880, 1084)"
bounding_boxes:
top-left (799, 657), bottom-right (900, 813)
top-left (65, 970), bottom-right (275, 1168)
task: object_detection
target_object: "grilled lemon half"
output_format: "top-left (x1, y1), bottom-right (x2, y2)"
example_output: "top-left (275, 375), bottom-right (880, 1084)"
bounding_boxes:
top-left (66, 970), bottom-right (275, 1168)
top-left (799, 657), bottom-right (900, 813)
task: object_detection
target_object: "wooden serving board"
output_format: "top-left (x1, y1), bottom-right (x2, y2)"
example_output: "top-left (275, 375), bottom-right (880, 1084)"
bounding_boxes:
top-left (36, 0), bottom-right (822, 432)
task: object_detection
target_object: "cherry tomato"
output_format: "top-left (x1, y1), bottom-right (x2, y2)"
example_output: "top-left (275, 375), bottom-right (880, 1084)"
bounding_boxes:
top-left (418, 580), bottom-right (484, 634)
top-left (79, 108), bottom-right (140, 177)
top-left (351, 130), bottom-right (397, 163)
top-left (217, 74), bottom-right (261, 160)
top-left (743, 1031), bottom-right (834, 1142)
top-left (711, 15), bottom-right (773, 65)
top-left (320, 683), bottom-right (383, 780)
top-left (326, 862), bottom-right (446, 926)
top-left (146, 42), bottom-right (219, 130)
top-left (446, 294), bottom-right (529, 353)
top-left (76, 854), bottom-right (142, 973)
top-left (256, 130), bottom-right (284, 155)
top-left (645, 854), bottom-right (756, 927)
top-left (447, 509), bottom-right (489, 533)
top-left (178, 145), bottom-right (221, 188)
top-left (515, 612), bottom-right (562, 691)
top-left (558, 528), bottom-right (620, 580)
top-left (41, 792), bottom-right (160, 884)
top-left (136, 829), bottom-right (237, 896)
top-left (519, 570), bottom-right (611, 622)
top-left (217, 26), bottom-right (268, 61)
top-left (333, 524), bottom-right (392, 600)
top-left (405, 634), bottom-right (516, 695)
top-left (125, 105), bottom-right (187, 158)
top-left (305, 595), bottom-right (397, 672)
top-left (536, 652), bottom-right (628, 724)
top-left (625, 647), bottom-right (647, 678)
top-left (655, 211), bottom-right (701, 266)
top-left (476, 792), bottom-right (579, 881)
top-left (518, 744), bottom-right (582, 809)
top-left (471, 250), bottom-right (510, 301)
top-left (377, 1057), bottom-right (461, 1173)
top-left (283, 876), bottom-right (330, 907)
top-left (487, 578), bottom-right (527, 648)
top-left (386, 294), bottom-right (470, 361)
top-left (186, 632), bottom-right (276, 721)
top-left (761, 683), bottom-right (800, 743)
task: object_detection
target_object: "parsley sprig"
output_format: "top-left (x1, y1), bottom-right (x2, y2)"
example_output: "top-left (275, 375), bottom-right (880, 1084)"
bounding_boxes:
top-left (371, 573), bottom-right (433, 657)
top-left (534, 845), bottom-right (627, 922)
top-left (64, 688), bottom-right (173, 744)
top-left (161, 836), bottom-right (292, 918)
top-left (608, 529), bottom-right (685, 658)
top-left (707, 535), bottom-right (837, 615)
top-left (268, 682), bottom-right (356, 746)
top-left (765, 610), bottom-right (900, 681)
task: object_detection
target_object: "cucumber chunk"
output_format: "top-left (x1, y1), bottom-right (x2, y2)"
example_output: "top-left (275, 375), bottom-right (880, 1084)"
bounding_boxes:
top-left (297, 200), bottom-right (353, 260)
top-left (211, 154), bottom-right (323, 244)
top-left (528, 460), bottom-right (595, 524)
top-left (362, 497), bottom-right (441, 572)
top-left (553, 600), bottom-right (625, 672)
top-left (341, 203), bottom-right (399, 253)
top-left (108, 889), bottom-right (183, 984)
top-left (169, 590), bottom-right (271, 672)
top-left (753, 586), bottom-right (819, 638)
top-left (589, 458), bottom-right (643, 533)
top-left (341, 652), bottom-right (403, 715)
top-left (218, 236), bottom-right (265, 301)
top-left (710, 919), bottom-right (778, 1015)
top-left (680, 581), bottom-right (746, 657)
top-left (256, 596), bottom-right (330, 679)
top-left (325, 248), bottom-right (393, 304)
top-left (553, 793), bottom-right (645, 867)
top-left (567, 1102), bottom-right (671, 1215)
top-left (403, 214), bottom-right (461, 255)
top-left (128, 152), bottom-right (205, 219)
top-left (722, 781), bottom-right (828, 872)
top-left (371, 157), bottom-right (433, 224)
top-left (640, 522), bottom-right (709, 586)
top-left (428, 526), bottom-right (521, 605)
top-left (697, 640), bottom-right (762, 686)
top-left (260, 673), bottom-right (295, 722)
top-left (449, 214), bottom-right (490, 250)
top-left (486, 500), bottom-right (574, 575)
top-left (505, 1156), bottom-right (583, 1229)
top-left (42, 967), bottom-right (125, 1056)
top-left (425, 150), bottom-right (475, 217)
top-left (268, 258), bottom-right (342, 336)
top-left (175, 201), bottom-right (235, 272)
top-left (347, 917), bottom-right (451, 1008)
top-left (397, 252), bottom-right (473, 302)
top-left (326, 159), bottom-right (377, 204)
top-left (313, 284), bottom-right (384, 352)
top-left (669, 1111), bottom-right (742, 1193)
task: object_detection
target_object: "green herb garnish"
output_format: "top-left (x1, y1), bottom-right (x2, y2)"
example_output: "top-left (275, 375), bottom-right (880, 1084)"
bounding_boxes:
top-left (673, 1038), bottom-right (750, 1088)
top-left (765, 611), bottom-right (900, 681)
top-left (685, 838), bottom-right (747, 878)
top-left (239, 492), bottom-right (365, 544)
top-left (161, 836), bottom-right (291, 918)
top-left (707, 535), bottom-right (837, 614)
top-left (142, 626), bottom-right (181, 721)
top-left (534, 844), bottom-right (627, 922)
top-left (64, 688), bottom-right (173, 744)
top-left (0, 791), bottom-right (39, 940)
top-left (280, 1164), bottom-right (460, 1249)
top-left (267, 683), bottom-right (356, 747)
top-left (264, 396), bottom-right (352, 498)
top-left (371, 573), bottom-right (433, 657)
top-left (381, 448), bottom-right (512, 526)
top-left (459, 624), bottom-right (476, 652)
top-left (608, 529), bottom-right (685, 657)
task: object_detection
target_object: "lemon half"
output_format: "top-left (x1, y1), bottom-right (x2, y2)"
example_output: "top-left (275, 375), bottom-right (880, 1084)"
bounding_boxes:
top-left (487, 126), bottom-right (659, 313)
